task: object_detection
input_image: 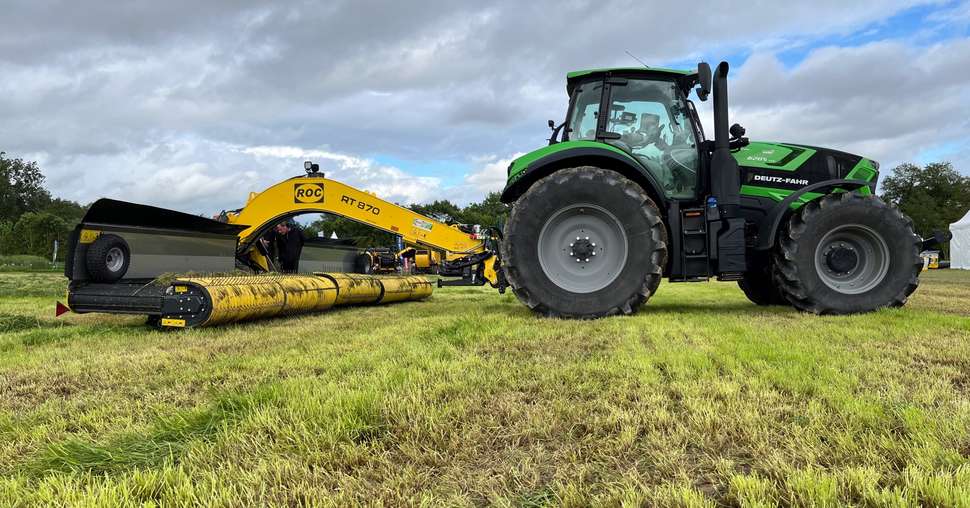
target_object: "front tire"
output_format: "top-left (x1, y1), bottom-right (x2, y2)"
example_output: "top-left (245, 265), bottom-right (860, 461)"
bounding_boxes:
top-left (773, 193), bottom-right (922, 314)
top-left (738, 261), bottom-right (789, 306)
top-left (501, 167), bottom-right (667, 318)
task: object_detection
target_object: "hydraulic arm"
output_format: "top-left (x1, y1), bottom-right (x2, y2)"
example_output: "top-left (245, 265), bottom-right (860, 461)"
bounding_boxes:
top-left (219, 169), bottom-right (503, 288)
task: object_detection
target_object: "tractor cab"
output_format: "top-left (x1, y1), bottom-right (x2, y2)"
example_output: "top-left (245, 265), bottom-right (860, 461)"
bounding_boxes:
top-left (558, 67), bottom-right (709, 201)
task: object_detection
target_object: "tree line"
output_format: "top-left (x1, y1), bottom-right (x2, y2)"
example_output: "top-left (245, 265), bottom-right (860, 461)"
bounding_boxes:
top-left (880, 162), bottom-right (970, 257)
top-left (2, 150), bottom-right (967, 258)
top-left (0, 153), bottom-right (85, 259)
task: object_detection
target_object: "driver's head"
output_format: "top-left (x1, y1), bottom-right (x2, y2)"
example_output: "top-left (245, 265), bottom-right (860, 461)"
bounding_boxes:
top-left (274, 222), bottom-right (290, 234)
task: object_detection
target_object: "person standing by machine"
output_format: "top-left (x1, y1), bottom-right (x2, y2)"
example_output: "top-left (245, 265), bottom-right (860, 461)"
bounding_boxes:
top-left (261, 221), bottom-right (304, 273)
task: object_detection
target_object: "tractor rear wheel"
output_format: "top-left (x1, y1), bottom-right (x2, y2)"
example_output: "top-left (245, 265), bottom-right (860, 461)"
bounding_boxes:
top-left (773, 192), bottom-right (922, 314)
top-left (501, 167), bottom-right (667, 318)
top-left (738, 261), bottom-right (790, 306)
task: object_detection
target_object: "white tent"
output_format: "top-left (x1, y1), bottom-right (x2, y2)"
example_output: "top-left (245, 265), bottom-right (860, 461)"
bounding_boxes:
top-left (951, 209), bottom-right (970, 269)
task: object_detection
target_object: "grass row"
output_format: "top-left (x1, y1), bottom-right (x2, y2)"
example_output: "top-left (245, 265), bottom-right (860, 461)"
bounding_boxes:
top-left (0, 255), bottom-right (62, 273)
top-left (0, 270), bottom-right (968, 505)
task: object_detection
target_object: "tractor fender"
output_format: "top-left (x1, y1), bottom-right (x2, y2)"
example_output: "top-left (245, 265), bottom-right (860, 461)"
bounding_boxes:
top-left (754, 178), bottom-right (872, 251)
top-left (500, 146), bottom-right (668, 210)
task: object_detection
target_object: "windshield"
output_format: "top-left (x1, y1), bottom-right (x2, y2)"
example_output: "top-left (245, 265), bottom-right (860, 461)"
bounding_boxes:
top-left (565, 81), bottom-right (603, 141)
top-left (605, 79), bottom-right (700, 199)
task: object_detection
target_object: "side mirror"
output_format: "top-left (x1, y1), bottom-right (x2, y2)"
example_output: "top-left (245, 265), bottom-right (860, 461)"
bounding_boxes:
top-left (548, 119), bottom-right (555, 130)
top-left (696, 62), bottom-right (712, 101)
top-left (729, 123), bottom-right (746, 139)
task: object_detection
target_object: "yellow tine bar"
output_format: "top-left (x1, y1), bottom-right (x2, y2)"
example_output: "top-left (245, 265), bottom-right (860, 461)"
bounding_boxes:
top-left (315, 273), bottom-right (383, 306)
top-left (378, 275), bottom-right (433, 303)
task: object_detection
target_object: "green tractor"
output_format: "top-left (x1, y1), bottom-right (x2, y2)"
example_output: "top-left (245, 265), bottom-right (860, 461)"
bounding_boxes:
top-left (498, 61), bottom-right (926, 318)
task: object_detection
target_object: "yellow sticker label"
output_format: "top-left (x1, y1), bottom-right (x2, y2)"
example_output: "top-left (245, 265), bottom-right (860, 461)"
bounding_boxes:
top-left (174, 286), bottom-right (188, 294)
top-left (79, 229), bottom-right (101, 244)
top-left (160, 318), bottom-right (186, 328)
top-left (294, 183), bottom-right (325, 203)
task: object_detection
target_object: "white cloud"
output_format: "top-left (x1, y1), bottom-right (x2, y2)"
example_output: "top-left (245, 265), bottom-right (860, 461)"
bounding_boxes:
top-left (241, 144), bottom-right (442, 205)
top-left (464, 153), bottom-right (523, 192)
top-left (2, 0), bottom-right (968, 220)
top-left (727, 37), bottom-right (970, 170)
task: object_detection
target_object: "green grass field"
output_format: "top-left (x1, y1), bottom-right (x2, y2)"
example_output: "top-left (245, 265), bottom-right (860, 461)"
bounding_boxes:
top-left (1, 271), bottom-right (969, 506)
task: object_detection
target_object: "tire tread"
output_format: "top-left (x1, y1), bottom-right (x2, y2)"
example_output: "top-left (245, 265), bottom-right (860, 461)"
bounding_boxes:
top-left (501, 167), bottom-right (667, 318)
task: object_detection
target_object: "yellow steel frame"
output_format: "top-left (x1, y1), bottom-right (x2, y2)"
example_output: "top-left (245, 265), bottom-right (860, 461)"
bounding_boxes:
top-left (221, 174), bottom-right (498, 283)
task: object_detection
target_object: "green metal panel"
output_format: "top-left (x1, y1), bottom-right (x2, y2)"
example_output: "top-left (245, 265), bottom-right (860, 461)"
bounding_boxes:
top-left (506, 140), bottom-right (638, 184)
top-left (845, 158), bottom-right (878, 182)
top-left (740, 185), bottom-right (826, 209)
top-left (732, 142), bottom-right (816, 171)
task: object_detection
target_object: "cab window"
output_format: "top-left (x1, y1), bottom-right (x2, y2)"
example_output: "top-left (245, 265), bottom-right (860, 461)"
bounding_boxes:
top-left (605, 79), bottom-right (699, 199)
top-left (566, 82), bottom-right (602, 141)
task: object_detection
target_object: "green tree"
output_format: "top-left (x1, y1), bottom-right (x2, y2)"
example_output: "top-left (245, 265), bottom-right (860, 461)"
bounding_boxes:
top-left (409, 200), bottom-right (463, 224)
top-left (461, 192), bottom-right (508, 229)
top-left (8, 212), bottom-right (69, 259)
top-left (880, 162), bottom-right (970, 252)
top-left (0, 221), bottom-right (14, 256)
top-left (304, 214), bottom-right (397, 248)
top-left (0, 152), bottom-right (51, 219)
top-left (43, 197), bottom-right (87, 224)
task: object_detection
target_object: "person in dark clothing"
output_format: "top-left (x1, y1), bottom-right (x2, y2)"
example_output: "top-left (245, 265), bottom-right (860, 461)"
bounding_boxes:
top-left (261, 221), bottom-right (304, 273)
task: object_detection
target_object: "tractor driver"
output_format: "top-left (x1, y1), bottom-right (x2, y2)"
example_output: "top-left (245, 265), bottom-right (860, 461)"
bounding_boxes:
top-left (261, 221), bottom-right (305, 273)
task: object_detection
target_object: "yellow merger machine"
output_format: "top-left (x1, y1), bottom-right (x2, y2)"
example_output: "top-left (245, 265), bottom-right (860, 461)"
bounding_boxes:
top-left (63, 162), bottom-right (505, 328)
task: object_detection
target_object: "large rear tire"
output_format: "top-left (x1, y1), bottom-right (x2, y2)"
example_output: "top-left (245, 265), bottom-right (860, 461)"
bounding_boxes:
top-left (501, 167), bottom-right (667, 318)
top-left (773, 192), bottom-right (922, 314)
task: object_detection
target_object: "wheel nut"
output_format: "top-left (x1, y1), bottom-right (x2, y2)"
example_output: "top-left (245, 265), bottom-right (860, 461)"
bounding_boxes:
top-left (585, 258), bottom-right (589, 262)
top-left (576, 258), bottom-right (581, 262)
top-left (592, 252), bottom-right (596, 256)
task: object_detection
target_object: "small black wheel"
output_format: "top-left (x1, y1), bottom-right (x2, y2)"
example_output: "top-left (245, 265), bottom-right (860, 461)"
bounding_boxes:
top-left (773, 193), bottom-right (922, 314)
top-left (738, 262), bottom-right (790, 306)
top-left (85, 234), bottom-right (131, 282)
top-left (501, 167), bottom-right (667, 318)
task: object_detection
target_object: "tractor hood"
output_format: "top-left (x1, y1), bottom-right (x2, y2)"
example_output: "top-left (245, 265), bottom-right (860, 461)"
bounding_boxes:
top-left (735, 141), bottom-right (880, 201)
top-left (733, 141), bottom-right (878, 178)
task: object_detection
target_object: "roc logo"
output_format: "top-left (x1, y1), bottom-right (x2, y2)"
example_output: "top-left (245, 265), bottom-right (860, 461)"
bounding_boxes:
top-left (294, 183), bottom-right (324, 203)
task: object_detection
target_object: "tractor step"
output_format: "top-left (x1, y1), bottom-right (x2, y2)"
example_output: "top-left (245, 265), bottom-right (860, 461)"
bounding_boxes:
top-left (667, 203), bottom-right (713, 282)
top-left (679, 207), bottom-right (711, 280)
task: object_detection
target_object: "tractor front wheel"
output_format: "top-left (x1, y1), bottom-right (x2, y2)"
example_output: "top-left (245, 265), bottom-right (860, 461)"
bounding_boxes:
top-left (773, 192), bottom-right (922, 314)
top-left (738, 261), bottom-right (790, 306)
top-left (501, 167), bottom-right (667, 318)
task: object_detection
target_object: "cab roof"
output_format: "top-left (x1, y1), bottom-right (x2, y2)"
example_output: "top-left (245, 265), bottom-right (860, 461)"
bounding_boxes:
top-left (566, 66), bottom-right (697, 95)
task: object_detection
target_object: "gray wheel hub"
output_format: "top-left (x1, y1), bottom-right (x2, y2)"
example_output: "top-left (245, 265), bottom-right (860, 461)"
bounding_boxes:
top-left (105, 246), bottom-right (125, 273)
top-left (537, 203), bottom-right (628, 293)
top-left (814, 224), bottom-right (890, 295)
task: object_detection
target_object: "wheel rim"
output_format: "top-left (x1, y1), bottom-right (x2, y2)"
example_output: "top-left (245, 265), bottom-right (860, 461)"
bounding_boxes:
top-left (813, 224), bottom-right (890, 295)
top-left (105, 246), bottom-right (125, 273)
top-left (537, 203), bottom-right (628, 293)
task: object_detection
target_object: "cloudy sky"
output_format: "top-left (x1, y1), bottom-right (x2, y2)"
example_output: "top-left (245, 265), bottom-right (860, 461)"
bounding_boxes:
top-left (2, 0), bottom-right (968, 214)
